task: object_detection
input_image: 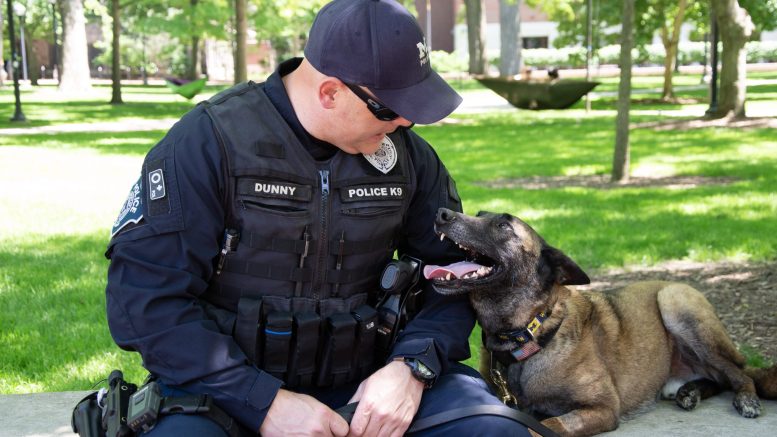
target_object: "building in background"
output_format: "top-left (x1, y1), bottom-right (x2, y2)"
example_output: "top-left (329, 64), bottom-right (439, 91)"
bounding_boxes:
top-left (413, 0), bottom-right (557, 56)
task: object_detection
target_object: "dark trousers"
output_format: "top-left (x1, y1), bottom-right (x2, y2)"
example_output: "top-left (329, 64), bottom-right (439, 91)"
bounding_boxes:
top-left (142, 363), bottom-right (531, 436)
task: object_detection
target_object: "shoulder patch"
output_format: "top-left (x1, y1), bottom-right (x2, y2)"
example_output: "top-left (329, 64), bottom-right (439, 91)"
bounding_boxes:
top-left (111, 176), bottom-right (144, 238)
top-left (363, 136), bottom-right (397, 174)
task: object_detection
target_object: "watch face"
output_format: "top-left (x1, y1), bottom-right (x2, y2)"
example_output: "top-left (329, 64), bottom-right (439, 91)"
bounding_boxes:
top-left (405, 358), bottom-right (434, 384)
top-left (416, 361), bottom-right (434, 379)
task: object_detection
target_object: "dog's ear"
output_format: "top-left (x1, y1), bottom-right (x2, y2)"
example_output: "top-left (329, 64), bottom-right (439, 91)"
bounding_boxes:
top-left (541, 246), bottom-right (591, 285)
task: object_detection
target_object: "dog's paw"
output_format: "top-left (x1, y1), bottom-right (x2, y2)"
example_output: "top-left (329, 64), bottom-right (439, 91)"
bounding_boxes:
top-left (675, 385), bottom-right (700, 411)
top-left (733, 392), bottom-right (761, 418)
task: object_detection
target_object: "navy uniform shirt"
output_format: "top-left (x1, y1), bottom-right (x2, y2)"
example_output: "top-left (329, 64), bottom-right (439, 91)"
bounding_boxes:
top-left (105, 58), bottom-right (473, 433)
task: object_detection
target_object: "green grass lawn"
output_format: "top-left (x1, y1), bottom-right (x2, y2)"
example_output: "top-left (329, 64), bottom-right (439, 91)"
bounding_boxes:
top-left (1, 73), bottom-right (776, 393)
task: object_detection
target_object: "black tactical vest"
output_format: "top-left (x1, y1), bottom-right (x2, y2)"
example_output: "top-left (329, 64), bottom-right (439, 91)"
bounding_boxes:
top-left (199, 82), bottom-right (416, 386)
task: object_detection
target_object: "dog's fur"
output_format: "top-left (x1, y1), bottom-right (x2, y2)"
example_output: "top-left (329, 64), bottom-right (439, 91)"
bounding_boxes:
top-left (430, 208), bottom-right (777, 437)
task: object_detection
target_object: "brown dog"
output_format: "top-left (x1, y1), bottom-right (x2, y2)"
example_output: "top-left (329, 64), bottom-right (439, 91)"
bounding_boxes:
top-left (424, 208), bottom-right (777, 437)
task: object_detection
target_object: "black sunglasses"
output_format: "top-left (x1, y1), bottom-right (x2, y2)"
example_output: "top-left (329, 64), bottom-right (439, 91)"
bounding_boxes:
top-left (343, 82), bottom-right (401, 121)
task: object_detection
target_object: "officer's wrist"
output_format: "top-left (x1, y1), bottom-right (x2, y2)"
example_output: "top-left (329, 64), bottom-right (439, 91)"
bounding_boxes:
top-left (393, 357), bottom-right (435, 388)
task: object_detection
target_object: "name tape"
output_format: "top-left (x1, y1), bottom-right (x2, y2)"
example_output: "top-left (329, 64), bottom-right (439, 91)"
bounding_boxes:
top-left (341, 185), bottom-right (405, 202)
top-left (238, 179), bottom-right (312, 201)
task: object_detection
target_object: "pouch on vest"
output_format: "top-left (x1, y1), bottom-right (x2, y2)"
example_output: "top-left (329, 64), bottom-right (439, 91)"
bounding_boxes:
top-left (263, 311), bottom-right (293, 380)
top-left (316, 313), bottom-right (357, 387)
top-left (286, 312), bottom-right (320, 388)
top-left (350, 305), bottom-right (378, 381)
top-left (235, 297), bottom-right (263, 363)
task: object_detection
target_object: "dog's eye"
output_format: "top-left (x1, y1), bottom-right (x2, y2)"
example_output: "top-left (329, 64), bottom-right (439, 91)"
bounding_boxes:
top-left (498, 222), bottom-right (512, 231)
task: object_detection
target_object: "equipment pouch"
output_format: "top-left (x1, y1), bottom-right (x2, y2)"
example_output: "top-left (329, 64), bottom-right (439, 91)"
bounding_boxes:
top-left (235, 297), bottom-right (263, 363)
top-left (263, 311), bottom-right (293, 380)
top-left (374, 293), bottom-right (401, 363)
top-left (286, 312), bottom-right (320, 388)
top-left (350, 305), bottom-right (378, 380)
top-left (316, 313), bottom-right (357, 387)
top-left (127, 381), bottom-right (163, 433)
top-left (71, 392), bottom-right (103, 437)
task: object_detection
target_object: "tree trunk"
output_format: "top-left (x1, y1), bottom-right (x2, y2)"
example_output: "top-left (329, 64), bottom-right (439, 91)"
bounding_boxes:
top-left (612, 0), bottom-right (635, 184)
top-left (187, 36), bottom-right (200, 80)
top-left (710, 0), bottom-right (753, 118)
top-left (499, 0), bottom-right (522, 77)
top-left (660, 0), bottom-right (687, 101)
top-left (200, 41), bottom-right (208, 77)
top-left (464, 0), bottom-right (487, 75)
top-left (59, 0), bottom-right (92, 95)
top-left (0, 9), bottom-right (5, 87)
top-left (185, 0), bottom-right (200, 80)
top-left (27, 34), bottom-right (41, 86)
top-left (234, 0), bottom-right (247, 84)
top-left (111, 0), bottom-right (122, 104)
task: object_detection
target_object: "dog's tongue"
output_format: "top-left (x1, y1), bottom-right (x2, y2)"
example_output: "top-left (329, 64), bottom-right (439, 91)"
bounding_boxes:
top-left (423, 261), bottom-right (484, 280)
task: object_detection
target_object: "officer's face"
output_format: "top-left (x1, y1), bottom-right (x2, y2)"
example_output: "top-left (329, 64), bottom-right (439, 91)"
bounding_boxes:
top-left (334, 84), bottom-right (413, 155)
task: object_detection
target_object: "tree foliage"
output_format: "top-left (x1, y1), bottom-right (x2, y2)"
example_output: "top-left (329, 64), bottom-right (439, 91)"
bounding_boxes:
top-left (251, 0), bottom-right (327, 65)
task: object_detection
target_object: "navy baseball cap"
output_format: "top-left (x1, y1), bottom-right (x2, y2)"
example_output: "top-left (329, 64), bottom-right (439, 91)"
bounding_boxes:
top-left (304, 0), bottom-right (463, 124)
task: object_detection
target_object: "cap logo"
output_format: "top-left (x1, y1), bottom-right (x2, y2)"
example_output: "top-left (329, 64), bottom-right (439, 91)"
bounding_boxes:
top-left (363, 136), bottom-right (398, 174)
top-left (417, 38), bottom-right (430, 66)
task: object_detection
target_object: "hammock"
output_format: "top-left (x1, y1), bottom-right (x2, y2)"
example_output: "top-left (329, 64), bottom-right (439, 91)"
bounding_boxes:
top-left (476, 77), bottom-right (600, 110)
top-left (165, 77), bottom-right (207, 99)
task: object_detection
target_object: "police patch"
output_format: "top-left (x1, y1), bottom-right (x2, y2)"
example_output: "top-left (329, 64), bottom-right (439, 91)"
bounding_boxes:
top-left (111, 176), bottom-right (144, 238)
top-left (363, 136), bottom-right (397, 174)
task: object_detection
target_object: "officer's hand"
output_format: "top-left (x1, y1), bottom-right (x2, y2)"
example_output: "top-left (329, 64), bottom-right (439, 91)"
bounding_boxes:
top-left (346, 359), bottom-right (424, 437)
top-left (260, 389), bottom-right (349, 437)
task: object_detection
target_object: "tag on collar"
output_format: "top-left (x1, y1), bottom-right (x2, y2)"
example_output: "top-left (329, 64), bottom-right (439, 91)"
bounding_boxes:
top-left (511, 341), bottom-right (541, 361)
top-left (363, 136), bottom-right (397, 174)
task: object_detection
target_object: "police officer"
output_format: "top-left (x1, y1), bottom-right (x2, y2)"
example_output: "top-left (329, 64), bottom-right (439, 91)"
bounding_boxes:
top-left (106, 0), bottom-right (531, 436)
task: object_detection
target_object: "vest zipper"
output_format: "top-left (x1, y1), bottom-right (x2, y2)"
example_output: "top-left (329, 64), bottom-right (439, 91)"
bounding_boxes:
top-left (313, 169), bottom-right (330, 301)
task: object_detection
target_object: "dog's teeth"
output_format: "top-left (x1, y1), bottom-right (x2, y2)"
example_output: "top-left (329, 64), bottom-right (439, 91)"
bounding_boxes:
top-left (445, 273), bottom-right (452, 281)
top-left (440, 233), bottom-right (446, 241)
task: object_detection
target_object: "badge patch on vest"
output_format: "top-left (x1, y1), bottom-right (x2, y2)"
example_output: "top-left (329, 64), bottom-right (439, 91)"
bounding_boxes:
top-left (111, 176), bottom-right (144, 238)
top-left (340, 184), bottom-right (406, 202)
top-left (148, 168), bottom-right (166, 200)
top-left (146, 159), bottom-right (171, 216)
top-left (363, 136), bottom-right (397, 174)
top-left (237, 178), bottom-right (312, 201)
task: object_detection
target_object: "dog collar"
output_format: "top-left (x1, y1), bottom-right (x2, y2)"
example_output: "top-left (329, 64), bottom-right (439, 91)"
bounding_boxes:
top-left (496, 312), bottom-right (548, 361)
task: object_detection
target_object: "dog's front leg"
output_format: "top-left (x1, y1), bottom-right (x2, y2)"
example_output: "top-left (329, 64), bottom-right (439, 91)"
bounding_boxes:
top-left (534, 407), bottom-right (619, 437)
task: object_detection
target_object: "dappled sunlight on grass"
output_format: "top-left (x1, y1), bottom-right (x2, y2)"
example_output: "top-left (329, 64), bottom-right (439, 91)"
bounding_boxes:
top-left (0, 147), bottom-right (142, 236)
top-left (2, 77), bottom-right (777, 392)
top-left (0, 231), bottom-right (147, 393)
top-left (0, 131), bottom-right (163, 154)
top-left (436, 124), bottom-right (777, 267)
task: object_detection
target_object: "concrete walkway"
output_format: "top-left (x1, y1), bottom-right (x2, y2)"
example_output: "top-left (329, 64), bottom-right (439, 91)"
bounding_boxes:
top-left (1, 391), bottom-right (775, 436)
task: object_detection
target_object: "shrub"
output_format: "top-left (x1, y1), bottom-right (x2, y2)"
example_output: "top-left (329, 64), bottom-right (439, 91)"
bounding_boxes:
top-left (430, 50), bottom-right (468, 74)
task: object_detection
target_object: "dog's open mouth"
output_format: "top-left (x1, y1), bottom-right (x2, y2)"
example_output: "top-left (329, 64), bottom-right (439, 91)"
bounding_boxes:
top-left (423, 232), bottom-right (500, 283)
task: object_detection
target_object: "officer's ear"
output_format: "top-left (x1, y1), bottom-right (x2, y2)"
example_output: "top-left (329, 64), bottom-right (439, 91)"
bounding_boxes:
top-left (319, 78), bottom-right (340, 110)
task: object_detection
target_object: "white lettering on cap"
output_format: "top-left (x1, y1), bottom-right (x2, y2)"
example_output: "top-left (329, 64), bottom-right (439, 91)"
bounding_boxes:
top-left (417, 38), bottom-right (429, 66)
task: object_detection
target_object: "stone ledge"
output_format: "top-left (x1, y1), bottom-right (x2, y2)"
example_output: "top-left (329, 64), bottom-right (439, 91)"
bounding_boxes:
top-left (0, 391), bottom-right (775, 436)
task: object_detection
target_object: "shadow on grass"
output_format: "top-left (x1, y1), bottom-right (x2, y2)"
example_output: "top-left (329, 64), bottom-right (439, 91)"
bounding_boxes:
top-left (0, 130), bottom-right (163, 156)
top-left (0, 233), bottom-right (144, 392)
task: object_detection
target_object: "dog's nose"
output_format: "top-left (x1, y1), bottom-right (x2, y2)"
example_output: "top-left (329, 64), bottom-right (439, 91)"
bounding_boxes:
top-left (436, 208), bottom-right (457, 224)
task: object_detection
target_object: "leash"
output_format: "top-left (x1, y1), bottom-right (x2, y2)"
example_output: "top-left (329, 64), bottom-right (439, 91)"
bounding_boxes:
top-left (335, 402), bottom-right (560, 437)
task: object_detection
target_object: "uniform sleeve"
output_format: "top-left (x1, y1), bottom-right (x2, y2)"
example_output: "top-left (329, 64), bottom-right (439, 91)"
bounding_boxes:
top-left (389, 129), bottom-right (475, 378)
top-left (105, 108), bottom-right (281, 433)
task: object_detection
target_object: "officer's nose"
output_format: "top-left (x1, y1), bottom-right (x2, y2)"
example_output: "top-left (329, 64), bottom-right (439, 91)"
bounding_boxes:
top-left (436, 208), bottom-right (457, 225)
top-left (392, 116), bottom-right (414, 129)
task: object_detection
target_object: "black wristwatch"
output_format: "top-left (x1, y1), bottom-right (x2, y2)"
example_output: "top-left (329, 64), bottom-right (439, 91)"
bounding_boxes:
top-left (401, 357), bottom-right (436, 388)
